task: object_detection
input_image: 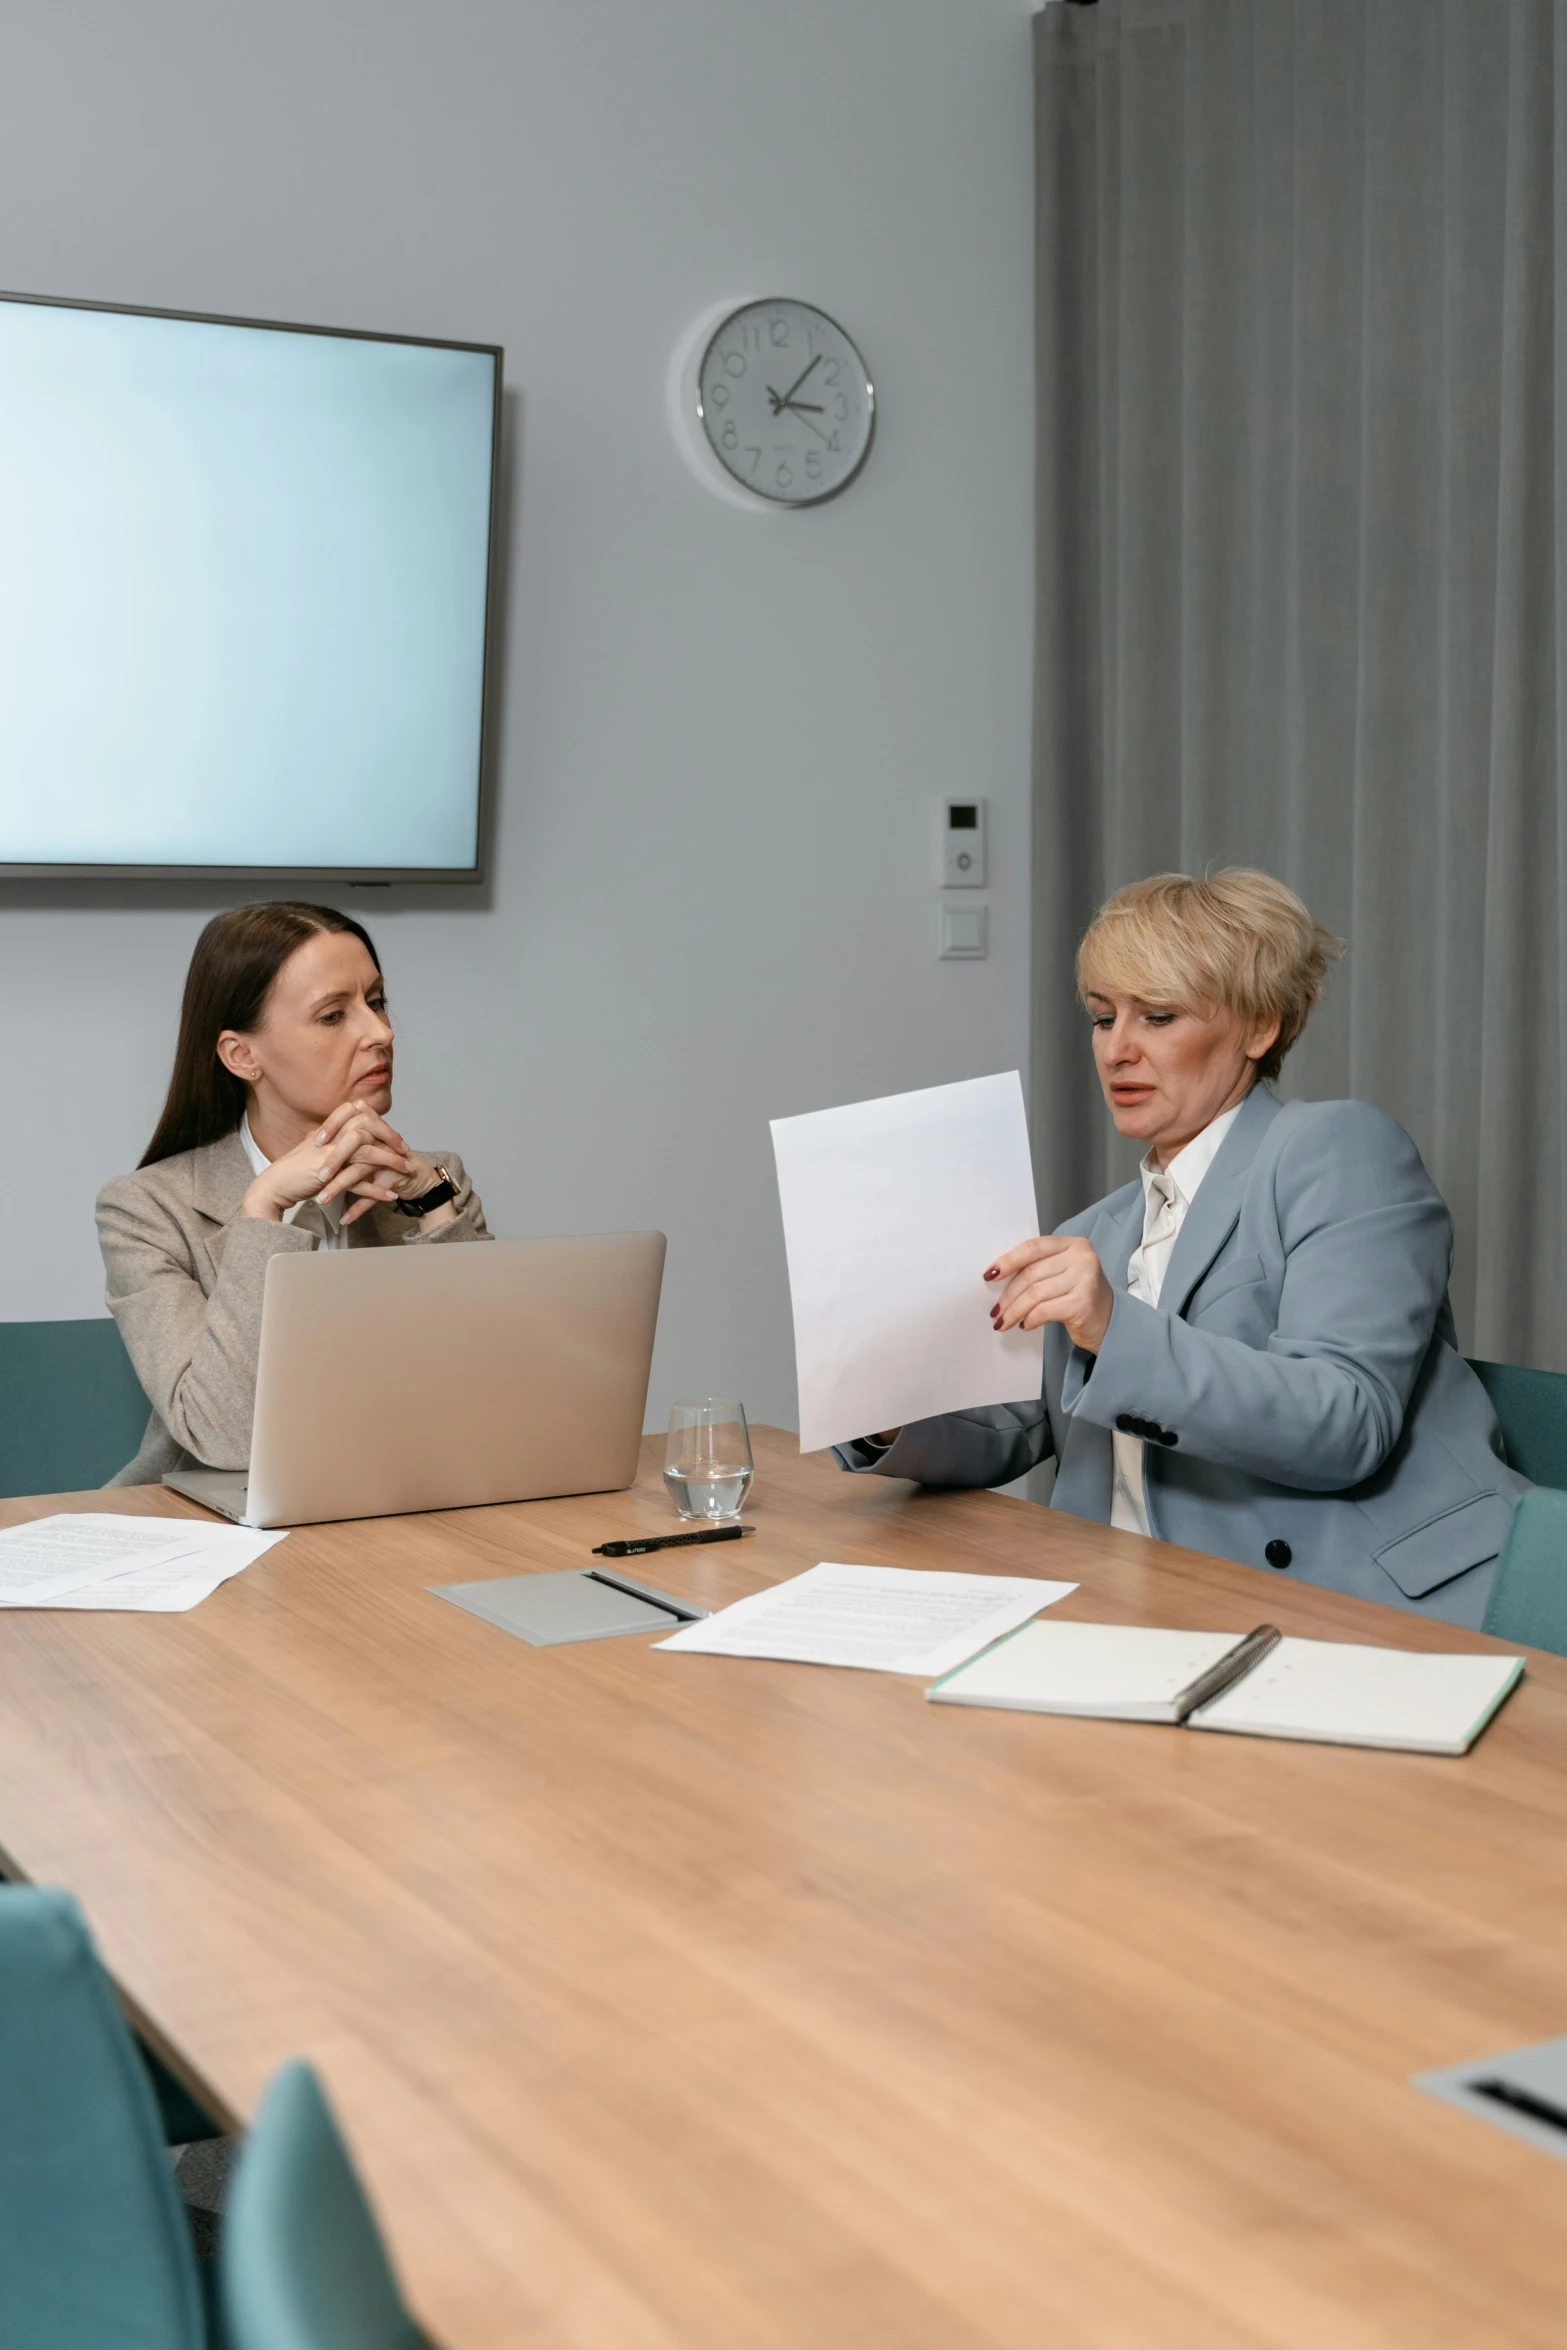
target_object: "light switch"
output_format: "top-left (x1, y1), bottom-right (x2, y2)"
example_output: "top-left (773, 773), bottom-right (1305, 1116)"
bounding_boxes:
top-left (938, 903), bottom-right (988, 960)
top-left (941, 797), bottom-right (987, 887)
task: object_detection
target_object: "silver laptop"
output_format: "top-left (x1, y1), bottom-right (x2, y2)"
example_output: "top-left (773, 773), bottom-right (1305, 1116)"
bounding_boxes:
top-left (164, 1232), bottom-right (666, 1529)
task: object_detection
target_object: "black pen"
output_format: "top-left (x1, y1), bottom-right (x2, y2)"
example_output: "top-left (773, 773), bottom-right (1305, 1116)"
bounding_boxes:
top-left (591, 1525), bottom-right (753, 1559)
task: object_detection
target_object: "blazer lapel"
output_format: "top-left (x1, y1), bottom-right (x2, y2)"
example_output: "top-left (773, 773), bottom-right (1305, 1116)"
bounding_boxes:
top-left (1161, 1084), bottom-right (1281, 1319)
top-left (1088, 1184), bottom-right (1145, 1292)
top-left (190, 1130), bottom-right (255, 1224)
top-left (186, 1131), bottom-right (259, 1279)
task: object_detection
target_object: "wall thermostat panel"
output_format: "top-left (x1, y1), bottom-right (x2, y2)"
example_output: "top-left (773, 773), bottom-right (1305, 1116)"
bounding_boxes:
top-left (942, 798), bottom-right (987, 887)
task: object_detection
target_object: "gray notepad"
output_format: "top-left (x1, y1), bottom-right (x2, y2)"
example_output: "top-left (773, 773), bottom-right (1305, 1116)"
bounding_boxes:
top-left (431, 1569), bottom-right (696, 1648)
top-left (1415, 2034), bottom-right (1567, 2164)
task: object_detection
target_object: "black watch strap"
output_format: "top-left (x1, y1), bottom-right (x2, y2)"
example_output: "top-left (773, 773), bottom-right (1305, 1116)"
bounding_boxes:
top-left (393, 1164), bottom-right (458, 1219)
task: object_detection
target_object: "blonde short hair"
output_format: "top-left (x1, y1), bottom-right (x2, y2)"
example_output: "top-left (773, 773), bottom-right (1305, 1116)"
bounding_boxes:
top-left (1076, 869), bottom-right (1342, 1084)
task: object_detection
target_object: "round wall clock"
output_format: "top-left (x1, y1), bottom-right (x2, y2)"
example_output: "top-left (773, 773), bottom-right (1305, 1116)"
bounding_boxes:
top-left (690, 300), bottom-right (875, 507)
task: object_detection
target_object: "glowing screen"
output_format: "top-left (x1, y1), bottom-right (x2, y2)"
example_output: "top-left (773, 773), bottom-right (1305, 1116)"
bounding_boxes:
top-left (0, 297), bottom-right (497, 872)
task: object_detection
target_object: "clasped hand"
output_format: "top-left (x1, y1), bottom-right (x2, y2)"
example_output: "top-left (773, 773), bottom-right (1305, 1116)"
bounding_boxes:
top-left (986, 1234), bottom-right (1113, 1355)
top-left (242, 1103), bottom-right (446, 1229)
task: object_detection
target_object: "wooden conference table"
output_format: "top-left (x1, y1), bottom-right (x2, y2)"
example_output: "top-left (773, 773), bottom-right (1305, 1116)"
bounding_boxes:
top-left (2, 1429), bottom-right (1566, 2349)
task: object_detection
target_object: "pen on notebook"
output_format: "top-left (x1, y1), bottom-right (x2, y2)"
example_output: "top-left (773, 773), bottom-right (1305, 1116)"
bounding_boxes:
top-left (591, 1525), bottom-right (753, 1559)
top-left (1171, 1623), bottom-right (1282, 1723)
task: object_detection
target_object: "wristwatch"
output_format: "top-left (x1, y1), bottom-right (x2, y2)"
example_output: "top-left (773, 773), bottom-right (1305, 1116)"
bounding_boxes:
top-left (393, 1163), bottom-right (458, 1219)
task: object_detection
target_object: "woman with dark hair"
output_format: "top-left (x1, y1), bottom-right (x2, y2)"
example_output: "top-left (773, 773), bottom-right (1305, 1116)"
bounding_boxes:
top-left (97, 903), bottom-right (490, 1484)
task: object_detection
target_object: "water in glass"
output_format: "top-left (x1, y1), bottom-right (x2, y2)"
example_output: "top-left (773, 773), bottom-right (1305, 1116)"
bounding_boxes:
top-left (665, 1398), bottom-right (753, 1521)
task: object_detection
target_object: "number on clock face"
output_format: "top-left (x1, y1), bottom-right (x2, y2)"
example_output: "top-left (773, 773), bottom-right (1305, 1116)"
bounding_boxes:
top-left (696, 301), bottom-right (874, 506)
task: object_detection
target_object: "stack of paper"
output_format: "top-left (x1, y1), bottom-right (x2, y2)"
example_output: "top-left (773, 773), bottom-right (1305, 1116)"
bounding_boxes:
top-left (655, 1561), bottom-right (1077, 1677)
top-left (0, 1514), bottom-right (284, 1612)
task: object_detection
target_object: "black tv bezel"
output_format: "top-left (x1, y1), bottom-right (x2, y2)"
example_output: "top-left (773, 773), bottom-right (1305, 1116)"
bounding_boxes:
top-left (0, 286), bottom-right (504, 885)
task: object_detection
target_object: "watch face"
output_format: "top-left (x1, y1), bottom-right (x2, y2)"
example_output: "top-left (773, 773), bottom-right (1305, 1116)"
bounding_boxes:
top-left (696, 301), bottom-right (874, 506)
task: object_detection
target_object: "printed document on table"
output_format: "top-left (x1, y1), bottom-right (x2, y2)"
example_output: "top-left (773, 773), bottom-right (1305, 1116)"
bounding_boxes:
top-left (47, 1529), bottom-right (285, 1612)
top-left (0, 1515), bottom-right (210, 1605)
top-left (0, 1515), bottom-right (284, 1610)
top-left (655, 1562), bottom-right (1077, 1677)
top-left (771, 1071), bottom-right (1046, 1454)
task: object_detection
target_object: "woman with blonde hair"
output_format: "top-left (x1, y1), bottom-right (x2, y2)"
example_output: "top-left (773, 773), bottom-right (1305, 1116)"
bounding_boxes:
top-left (839, 870), bottom-right (1527, 1628)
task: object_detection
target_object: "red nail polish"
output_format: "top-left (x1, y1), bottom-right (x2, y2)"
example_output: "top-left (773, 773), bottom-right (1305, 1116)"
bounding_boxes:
top-left (982, 1267), bottom-right (999, 1281)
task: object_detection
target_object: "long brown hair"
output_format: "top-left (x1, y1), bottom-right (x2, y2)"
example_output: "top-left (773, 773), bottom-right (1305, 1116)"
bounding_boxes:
top-left (140, 903), bottom-right (382, 1167)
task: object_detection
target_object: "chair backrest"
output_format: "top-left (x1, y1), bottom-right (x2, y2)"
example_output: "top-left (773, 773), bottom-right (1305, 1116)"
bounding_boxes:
top-left (0, 1885), bottom-right (205, 2350)
top-left (221, 2060), bottom-right (421, 2350)
top-left (0, 1318), bottom-right (150, 1499)
top-left (0, 1316), bottom-right (151, 1494)
top-left (1482, 1489), bottom-right (1567, 1656)
top-left (1467, 1357), bottom-right (1567, 1490)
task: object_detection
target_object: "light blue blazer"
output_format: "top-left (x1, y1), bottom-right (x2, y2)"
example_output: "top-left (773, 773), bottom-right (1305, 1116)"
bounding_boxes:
top-left (836, 1086), bottom-right (1529, 1628)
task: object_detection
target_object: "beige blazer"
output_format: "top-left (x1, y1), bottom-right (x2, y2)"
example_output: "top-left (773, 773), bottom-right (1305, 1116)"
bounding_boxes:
top-left (97, 1130), bottom-right (491, 1485)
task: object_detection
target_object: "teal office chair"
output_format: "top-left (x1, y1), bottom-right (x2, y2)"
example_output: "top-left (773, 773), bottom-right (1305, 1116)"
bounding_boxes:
top-left (221, 2060), bottom-right (421, 2350)
top-left (0, 1316), bottom-right (220, 2148)
top-left (0, 1884), bottom-right (206, 2350)
top-left (0, 1316), bottom-right (151, 1499)
top-left (1482, 1490), bottom-right (1567, 1657)
top-left (1467, 1358), bottom-right (1567, 1490)
top-left (0, 1861), bottom-right (222, 2147)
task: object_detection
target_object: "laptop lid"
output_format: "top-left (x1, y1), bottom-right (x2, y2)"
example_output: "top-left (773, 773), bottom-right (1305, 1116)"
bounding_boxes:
top-left (245, 1233), bottom-right (665, 1528)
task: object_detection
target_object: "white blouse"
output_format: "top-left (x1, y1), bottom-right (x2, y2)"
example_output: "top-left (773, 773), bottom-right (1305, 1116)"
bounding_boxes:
top-left (1109, 1099), bottom-right (1245, 1537)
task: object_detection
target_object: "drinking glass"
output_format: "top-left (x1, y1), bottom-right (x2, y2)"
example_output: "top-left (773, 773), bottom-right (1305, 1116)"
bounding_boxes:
top-left (664, 1399), bottom-right (754, 1521)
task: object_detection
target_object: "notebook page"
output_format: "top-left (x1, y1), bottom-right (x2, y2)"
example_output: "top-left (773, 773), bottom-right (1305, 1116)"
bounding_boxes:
top-left (928, 1620), bottom-right (1242, 1714)
top-left (1191, 1638), bottom-right (1523, 1753)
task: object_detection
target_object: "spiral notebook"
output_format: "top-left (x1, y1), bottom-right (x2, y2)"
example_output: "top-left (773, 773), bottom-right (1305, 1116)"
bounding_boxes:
top-left (926, 1620), bottom-right (1523, 1755)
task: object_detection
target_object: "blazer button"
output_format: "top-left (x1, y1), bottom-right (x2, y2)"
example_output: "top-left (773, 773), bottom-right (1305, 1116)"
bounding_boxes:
top-left (1264, 1539), bottom-right (1292, 1570)
top-left (1115, 1414), bottom-right (1136, 1434)
top-left (1158, 1429), bottom-right (1178, 1447)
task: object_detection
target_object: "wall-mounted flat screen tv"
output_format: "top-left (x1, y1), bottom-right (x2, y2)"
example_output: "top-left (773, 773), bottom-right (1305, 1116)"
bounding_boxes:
top-left (0, 291), bottom-right (501, 880)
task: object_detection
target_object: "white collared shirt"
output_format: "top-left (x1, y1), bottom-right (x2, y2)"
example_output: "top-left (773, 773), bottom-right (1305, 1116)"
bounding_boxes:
top-left (1108, 1099), bottom-right (1245, 1537)
top-left (238, 1113), bottom-right (349, 1252)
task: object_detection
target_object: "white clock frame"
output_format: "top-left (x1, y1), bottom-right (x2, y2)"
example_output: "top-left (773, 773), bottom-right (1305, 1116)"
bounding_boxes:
top-left (666, 297), bottom-right (875, 513)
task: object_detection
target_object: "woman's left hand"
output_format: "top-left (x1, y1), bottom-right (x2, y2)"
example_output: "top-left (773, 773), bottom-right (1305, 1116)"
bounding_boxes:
top-left (313, 1103), bottom-right (457, 1228)
top-left (985, 1235), bottom-right (1114, 1355)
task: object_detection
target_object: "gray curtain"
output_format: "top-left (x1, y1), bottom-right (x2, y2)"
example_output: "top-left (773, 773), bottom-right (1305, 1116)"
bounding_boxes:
top-left (1033, 0), bottom-right (1567, 1373)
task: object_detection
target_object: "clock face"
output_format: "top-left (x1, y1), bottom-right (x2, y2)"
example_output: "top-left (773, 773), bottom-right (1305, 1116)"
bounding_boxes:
top-left (696, 301), bottom-right (874, 506)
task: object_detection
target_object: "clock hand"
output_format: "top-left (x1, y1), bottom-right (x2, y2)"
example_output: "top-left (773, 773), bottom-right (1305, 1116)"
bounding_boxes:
top-left (783, 404), bottom-right (834, 445)
top-left (778, 352), bottom-right (824, 408)
top-left (781, 399), bottom-right (824, 412)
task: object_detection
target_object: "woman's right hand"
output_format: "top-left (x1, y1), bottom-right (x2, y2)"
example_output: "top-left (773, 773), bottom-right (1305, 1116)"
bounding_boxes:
top-left (241, 1103), bottom-right (415, 1224)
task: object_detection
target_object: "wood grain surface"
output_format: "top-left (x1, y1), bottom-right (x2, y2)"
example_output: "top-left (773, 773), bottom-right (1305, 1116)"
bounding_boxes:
top-left (2, 1428), bottom-right (1565, 2350)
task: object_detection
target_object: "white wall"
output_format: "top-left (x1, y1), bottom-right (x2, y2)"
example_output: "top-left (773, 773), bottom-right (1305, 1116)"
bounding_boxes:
top-left (0, 0), bottom-right (1037, 1432)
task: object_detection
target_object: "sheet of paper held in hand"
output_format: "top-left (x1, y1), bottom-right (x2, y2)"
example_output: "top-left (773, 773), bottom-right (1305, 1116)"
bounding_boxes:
top-left (655, 1562), bottom-right (1077, 1677)
top-left (771, 1071), bottom-right (1046, 1454)
top-left (0, 1515), bottom-right (284, 1610)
